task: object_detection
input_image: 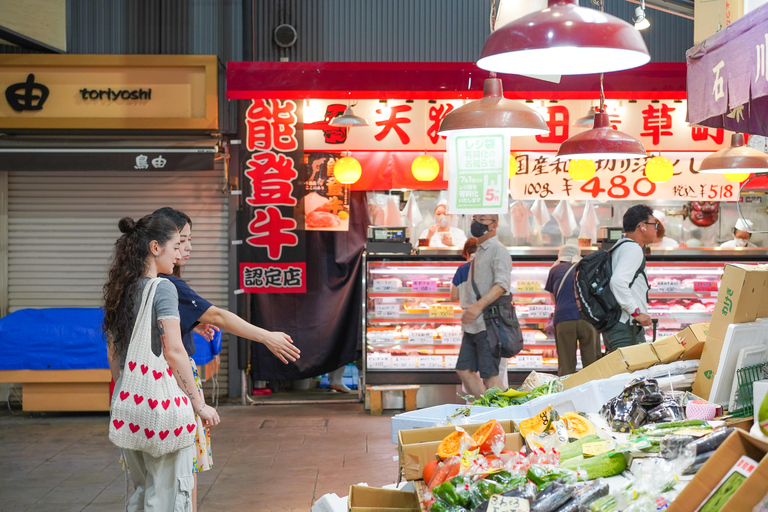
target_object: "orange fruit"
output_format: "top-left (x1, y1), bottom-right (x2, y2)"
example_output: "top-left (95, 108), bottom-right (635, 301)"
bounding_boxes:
top-left (437, 430), bottom-right (477, 459)
top-left (471, 420), bottom-right (506, 455)
top-left (423, 459), bottom-right (439, 483)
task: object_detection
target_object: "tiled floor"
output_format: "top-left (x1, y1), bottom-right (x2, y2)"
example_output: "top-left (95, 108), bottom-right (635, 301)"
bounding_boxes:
top-left (0, 402), bottom-right (401, 512)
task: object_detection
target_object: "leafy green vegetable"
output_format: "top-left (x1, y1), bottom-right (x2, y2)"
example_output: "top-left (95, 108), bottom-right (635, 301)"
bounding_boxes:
top-left (466, 380), bottom-right (561, 407)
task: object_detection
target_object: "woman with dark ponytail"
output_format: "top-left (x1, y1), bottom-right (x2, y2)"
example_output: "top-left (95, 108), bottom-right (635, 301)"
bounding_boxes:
top-left (104, 214), bottom-right (220, 511)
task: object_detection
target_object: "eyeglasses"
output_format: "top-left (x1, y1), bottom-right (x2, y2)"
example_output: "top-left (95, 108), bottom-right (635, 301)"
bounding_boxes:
top-left (643, 221), bottom-right (660, 229)
top-left (472, 217), bottom-right (496, 224)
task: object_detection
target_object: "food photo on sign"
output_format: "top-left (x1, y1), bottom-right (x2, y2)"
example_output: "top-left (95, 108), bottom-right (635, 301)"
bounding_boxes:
top-left (303, 152), bottom-right (351, 231)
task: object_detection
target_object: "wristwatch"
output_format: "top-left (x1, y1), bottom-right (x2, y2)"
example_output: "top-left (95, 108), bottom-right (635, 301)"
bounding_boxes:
top-left (630, 308), bottom-right (642, 317)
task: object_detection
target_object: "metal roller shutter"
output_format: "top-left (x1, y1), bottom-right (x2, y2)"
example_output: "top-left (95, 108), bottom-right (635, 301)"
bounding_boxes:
top-left (7, 167), bottom-right (230, 394)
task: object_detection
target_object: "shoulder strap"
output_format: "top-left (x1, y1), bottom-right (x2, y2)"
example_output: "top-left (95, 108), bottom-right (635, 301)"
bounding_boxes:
top-left (469, 260), bottom-right (482, 301)
top-left (556, 263), bottom-right (576, 299)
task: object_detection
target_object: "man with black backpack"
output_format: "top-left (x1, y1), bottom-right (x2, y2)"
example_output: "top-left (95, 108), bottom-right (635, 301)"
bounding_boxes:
top-left (573, 204), bottom-right (656, 352)
top-left (603, 205), bottom-right (656, 350)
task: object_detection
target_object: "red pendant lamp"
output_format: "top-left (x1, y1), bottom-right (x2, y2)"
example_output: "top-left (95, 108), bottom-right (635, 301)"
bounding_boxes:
top-left (557, 107), bottom-right (646, 160)
top-left (698, 134), bottom-right (768, 174)
top-left (437, 76), bottom-right (549, 137)
top-left (477, 0), bottom-right (650, 76)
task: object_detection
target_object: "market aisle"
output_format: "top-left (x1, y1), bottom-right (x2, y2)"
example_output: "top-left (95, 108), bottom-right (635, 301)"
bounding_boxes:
top-left (0, 403), bottom-right (400, 512)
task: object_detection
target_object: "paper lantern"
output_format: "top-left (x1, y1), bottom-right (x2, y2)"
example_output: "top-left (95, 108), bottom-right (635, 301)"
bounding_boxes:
top-left (725, 172), bottom-right (750, 182)
top-left (411, 155), bottom-right (440, 181)
top-left (334, 156), bottom-right (362, 184)
top-left (509, 153), bottom-right (517, 178)
top-left (645, 156), bottom-right (674, 183)
top-left (568, 159), bottom-right (596, 181)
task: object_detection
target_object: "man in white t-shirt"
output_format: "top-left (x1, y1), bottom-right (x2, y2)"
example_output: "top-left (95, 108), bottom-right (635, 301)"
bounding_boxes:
top-left (603, 205), bottom-right (656, 351)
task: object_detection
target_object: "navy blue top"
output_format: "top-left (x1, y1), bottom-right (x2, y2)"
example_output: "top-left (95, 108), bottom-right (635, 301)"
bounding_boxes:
top-left (160, 274), bottom-right (214, 357)
top-left (452, 262), bottom-right (471, 287)
top-left (544, 262), bottom-right (582, 325)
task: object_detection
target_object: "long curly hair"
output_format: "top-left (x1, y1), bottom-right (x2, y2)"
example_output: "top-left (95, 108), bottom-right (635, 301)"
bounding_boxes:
top-left (103, 214), bottom-right (179, 355)
top-left (153, 207), bottom-right (192, 278)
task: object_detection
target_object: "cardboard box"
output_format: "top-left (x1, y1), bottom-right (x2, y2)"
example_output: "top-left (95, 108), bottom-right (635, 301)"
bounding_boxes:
top-left (692, 332), bottom-right (725, 399)
top-left (348, 486), bottom-right (420, 512)
top-left (666, 429), bottom-right (768, 512)
top-left (693, 0), bottom-right (743, 44)
top-left (563, 343), bottom-right (660, 390)
top-left (650, 335), bottom-right (686, 364)
top-left (708, 264), bottom-right (768, 342)
top-left (676, 323), bottom-right (709, 361)
top-left (398, 420), bottom-right (520, 481)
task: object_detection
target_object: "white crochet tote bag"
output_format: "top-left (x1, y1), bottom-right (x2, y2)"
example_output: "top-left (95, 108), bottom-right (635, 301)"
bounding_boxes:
top-left (109, 278), bottom-right (196, 458)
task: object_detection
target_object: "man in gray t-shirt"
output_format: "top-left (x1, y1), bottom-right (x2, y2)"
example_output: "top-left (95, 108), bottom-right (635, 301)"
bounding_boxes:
top-left (457, 214), bottom-right (511, 398)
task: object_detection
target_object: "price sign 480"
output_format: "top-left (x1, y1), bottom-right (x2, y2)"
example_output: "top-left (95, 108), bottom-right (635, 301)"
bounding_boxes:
top-left (580, 175), bottom-right (656, 199)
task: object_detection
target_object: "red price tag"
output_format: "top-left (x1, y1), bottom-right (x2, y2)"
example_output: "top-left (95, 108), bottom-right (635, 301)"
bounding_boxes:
top-left (411, 280), bottom-right (438, 293)
top-left (693, 280), bottom-right (718, 292)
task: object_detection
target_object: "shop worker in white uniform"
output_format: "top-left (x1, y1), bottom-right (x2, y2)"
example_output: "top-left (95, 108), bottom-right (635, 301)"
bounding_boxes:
top-left (720, 218), bottom-right (758, 247)
top-left (650, 210), bottom-right (683, 248)
top-left (602, 205), bottom-right (655, 351)
top-left (420, 200), bottom-right (468, 248)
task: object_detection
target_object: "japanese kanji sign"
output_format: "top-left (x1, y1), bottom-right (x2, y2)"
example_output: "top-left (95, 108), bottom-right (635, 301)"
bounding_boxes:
top-left (447, 131), bottom-right (510, 214)
top-left (510, 152), bottom-right (743, 201)
top-left (239, 99), bottom-right (306, 293)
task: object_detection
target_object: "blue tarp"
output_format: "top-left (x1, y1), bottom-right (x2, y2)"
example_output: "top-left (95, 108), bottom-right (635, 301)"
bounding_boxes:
top-left (0, 308), bottom-right (108, 370)
top-left (0, 308), bottom-right (219, 370)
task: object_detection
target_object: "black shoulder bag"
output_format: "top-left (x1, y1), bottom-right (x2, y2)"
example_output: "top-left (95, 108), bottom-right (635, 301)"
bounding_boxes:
top-left (469, 261), bottom-right (524, 358)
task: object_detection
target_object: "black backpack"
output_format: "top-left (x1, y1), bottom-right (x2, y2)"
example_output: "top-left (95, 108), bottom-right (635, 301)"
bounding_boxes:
top-left (573, 239), bottom-right (646, 332)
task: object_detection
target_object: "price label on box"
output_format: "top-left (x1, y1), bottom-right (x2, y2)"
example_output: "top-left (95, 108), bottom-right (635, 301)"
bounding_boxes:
top-left (655, 279), bottom-right (680, 293)
top-left (391, 356), bottom-right (418, 369)
top-left (516, 355), bottom-right (543, 367)
top-left (429, 305), bottom-right (455, 318)
top-left (516, 280), bottom-right (542, 293)
top-left (408, 331), bottom-right (435, 344)
top-left (444, 355), bottom-right (459, 369)
top-left (522, 330), bottom-right (538, 343)
top-left (693, 280), bottom-right (718, 292)
top-left (375, 304), bottom-right (399, 318)
top-left (418, 356), bottom-right (443, 368)
top-left (487, 495), bottom-right (530, 512)
top-left (411, 279), bottom-right (438, 293)
top-left (440, 331), bottom-right (463, 344)
top-left (367, 353), bottom-right (392, 369)
top-left (528, 305), bottom-right (554, 318)
top-left (372, 279), bottom-right (400, 292)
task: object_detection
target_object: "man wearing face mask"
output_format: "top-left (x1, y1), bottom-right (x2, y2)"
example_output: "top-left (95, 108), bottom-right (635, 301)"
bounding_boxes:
top-left (420, 200), bottom-right (468, 248)
top-left (720, 218), bottom-right (757, 247)
top-left (456, 214), bottom-right (512, 397)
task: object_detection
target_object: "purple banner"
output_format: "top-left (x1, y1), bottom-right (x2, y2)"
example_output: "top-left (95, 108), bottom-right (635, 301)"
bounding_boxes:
top-left (686, 7), bottom-right (768, 136)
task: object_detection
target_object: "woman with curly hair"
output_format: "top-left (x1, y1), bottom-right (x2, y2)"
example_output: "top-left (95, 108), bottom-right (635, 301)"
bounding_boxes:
top-left (104, 214), bottom-right (220, 511)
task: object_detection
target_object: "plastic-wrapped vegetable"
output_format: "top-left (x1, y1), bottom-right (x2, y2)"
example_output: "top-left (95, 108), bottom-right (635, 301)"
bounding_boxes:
top-left (555, 478), bottom-right (610, 512)
top-left (527, 466), bottom-right (577, 489)
top-left (682, 450), bottom-right (717, 475)
top-left (530, 481), bottom-right (573, 512)
top-left (659, 434), bottom-right (696, 460)
top-left (432, 482), bottom-right (467, 508)
top-left (486, 471), bottom-right (528, 491)
top-left (600, 396), bottom-right (647, 433)
top-left (470, 483), bottom-right (537, 512)
top-left (646, 396), bottom-right (685, 423)
top-left (467, 479), bottom-right (506, 509)
top-left (682, 427), bottom-right (734, 458)
top-left (623, 377), bottom-right (663, 406)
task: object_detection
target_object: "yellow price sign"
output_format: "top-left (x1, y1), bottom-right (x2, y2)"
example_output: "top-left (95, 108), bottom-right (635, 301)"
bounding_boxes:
top-left (429, 305), bottom-right (455, 318)
top-left (516, 280), bottom-right (542, 293)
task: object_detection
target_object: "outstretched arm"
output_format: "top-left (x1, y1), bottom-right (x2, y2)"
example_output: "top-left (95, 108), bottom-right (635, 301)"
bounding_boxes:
top-left (198, 306), bottom-right (301, 364)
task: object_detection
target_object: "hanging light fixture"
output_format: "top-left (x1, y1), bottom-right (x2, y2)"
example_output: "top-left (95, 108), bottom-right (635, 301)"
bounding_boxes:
top-left (411, 154), bottom-right (440, 182)
top-left (558, 74), bottom-right (647, 161)
top-left (328, 103), bottom-right (369, 127)
top-left (698, 134), bottom-right (768, 174)
top-left (567, 159), bottom-right (597, 181)
top-left (477, 0), bottom-right (650, 76)
top-left (645, 155), bottom-right (674, 182)
top-left (509, 152), bottom-right (518, 178)
top-left (334, 153), bottom-right (362, 184)
top-left (574, 107), bottom-right (597, 127)
top-left (438, 75), bottom-right (549, 137)
top-left (633, 1), bottom-right (650, 30)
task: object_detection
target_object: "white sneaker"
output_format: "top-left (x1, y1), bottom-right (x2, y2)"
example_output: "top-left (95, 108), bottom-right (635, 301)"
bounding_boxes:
top-left (329, 382), bottom-right (351, 393)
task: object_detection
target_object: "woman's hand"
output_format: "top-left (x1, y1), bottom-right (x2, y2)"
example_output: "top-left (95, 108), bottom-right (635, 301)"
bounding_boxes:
top-left (194, 323), bottom-right (219, 341)
top-left (426, 225), bottom-right (438, 242)
top-left (198, 404), bottom-right (220, 428)
top-left (261, 331), bottom-right (301, 364)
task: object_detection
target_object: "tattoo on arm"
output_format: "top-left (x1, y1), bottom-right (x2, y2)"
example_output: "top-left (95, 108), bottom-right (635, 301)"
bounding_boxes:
top-left (157, 319), bottom-right (167, 350)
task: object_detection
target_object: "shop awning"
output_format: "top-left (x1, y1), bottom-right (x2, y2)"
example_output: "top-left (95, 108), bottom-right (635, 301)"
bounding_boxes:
top-left (0, 137), bottom-right (223, 171)
top-left (686, 7), bottom-right (768, 136)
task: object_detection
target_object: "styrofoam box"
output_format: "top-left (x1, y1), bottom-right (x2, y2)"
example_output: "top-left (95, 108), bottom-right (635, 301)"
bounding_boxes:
top-left (389, 404), bottom-right (495, 443)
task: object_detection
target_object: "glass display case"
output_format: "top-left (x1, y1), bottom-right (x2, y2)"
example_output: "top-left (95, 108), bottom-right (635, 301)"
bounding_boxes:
top-left (364, 256), bottom-right (727, 385)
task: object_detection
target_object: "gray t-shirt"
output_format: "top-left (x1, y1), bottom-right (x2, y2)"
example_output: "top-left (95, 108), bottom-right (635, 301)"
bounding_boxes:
top-left (461, 236), bottom-right (512, 334)
top-left (118, 277), bottom-right (180, 369)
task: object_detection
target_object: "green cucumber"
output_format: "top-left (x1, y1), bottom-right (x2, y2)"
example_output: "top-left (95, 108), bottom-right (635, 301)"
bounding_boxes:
top-left (559, 434), bottom-right (602, 461)
top-left (560, 451), bottom-right (628, 480)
